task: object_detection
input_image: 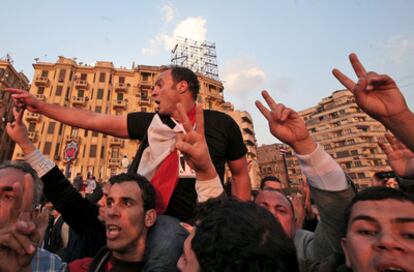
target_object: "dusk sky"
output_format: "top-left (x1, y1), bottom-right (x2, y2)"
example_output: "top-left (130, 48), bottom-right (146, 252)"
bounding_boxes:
top-left (2, 0), bottom-right (414, 144)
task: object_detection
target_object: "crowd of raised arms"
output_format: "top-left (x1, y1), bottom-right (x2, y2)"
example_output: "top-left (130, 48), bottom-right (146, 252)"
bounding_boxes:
top-left (1, 53), bottom-right (413, 272)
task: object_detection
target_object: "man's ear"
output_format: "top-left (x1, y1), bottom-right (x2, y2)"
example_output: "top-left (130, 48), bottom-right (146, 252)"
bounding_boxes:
top-left (144, 209), bottom-right (157, 228)
top-left (177, 81), bottom-right (189, 94)
top-left (341, 237), bottom-right (352, 268)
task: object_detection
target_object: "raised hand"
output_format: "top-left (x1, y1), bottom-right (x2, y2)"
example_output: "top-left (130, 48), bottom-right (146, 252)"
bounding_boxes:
top-left (332, 53), bottom-right (409, 122)
top-left (379, 133), bottom-right (414, 179)
top-left (4, 88), bottom-right (43, 113)
top-left (255, 90), bottom-right (316, 154)
top-left (175, 104), bottom-right (217, 180)
top-left (5, 107), bottom-right (36, 154)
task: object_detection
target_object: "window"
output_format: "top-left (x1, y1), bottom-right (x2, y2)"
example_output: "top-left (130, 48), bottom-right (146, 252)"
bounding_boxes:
top-left (348, 173), bottom-right (357, 179)
top-left (97, 89), bottom-right (104, 99)
top-left (28, 122), bottom-right (36, 132)
top-left (116, 93), bottom-right (123, 100)
top-left (99, 73), bottom-right (106, 83)
top-left (37, 87), bottom-right (45, 94)
top-left (119, 76), bottom-right (125, 84)
top-left (43, 142), bottom-right (52, 155)
top-left (95, 106), bottom-right (102, 113)
top-left (357, 173), bottom-right (366, 178)
top-left (92, 131), bottom-right (99, 137)
top-left (47, 122), bottom-right (56, 134)
top-left (55, 85), bottom-right (63, 96)
top-left (80, 73), bottom-right (87, 80)
top-left (41, 70), bottom-right (49, 77)
top-left (336, 151), bottom-right (350, 158)
top-left (78, 90), bottom-right (84, 98)
top-left (89, 145), bottom-right (97, 158)
top-left (351, 150), bottom-right (358, 156)
top-left (112, 148), bottom-right (119, 158)
top-left (354, 160), bottom-right (362, 167)
top-left (141, 72), bottom-right (150, 81)
top-left (58, 69), bottom-right (66, 82)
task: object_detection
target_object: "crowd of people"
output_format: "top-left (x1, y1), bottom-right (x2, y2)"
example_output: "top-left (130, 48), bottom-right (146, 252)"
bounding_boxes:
top-left (0, 53), bottom-right (413, 271)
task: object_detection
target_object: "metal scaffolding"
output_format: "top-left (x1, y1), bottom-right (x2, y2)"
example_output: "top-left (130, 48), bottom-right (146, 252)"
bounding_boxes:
top-left (171, 37), bottom-right (220, 81)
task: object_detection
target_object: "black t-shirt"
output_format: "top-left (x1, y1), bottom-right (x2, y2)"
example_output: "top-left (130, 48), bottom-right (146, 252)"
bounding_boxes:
top-left (127, 110), bottom-right (247, 222)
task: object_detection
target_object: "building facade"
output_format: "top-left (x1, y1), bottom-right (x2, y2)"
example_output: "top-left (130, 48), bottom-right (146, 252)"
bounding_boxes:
top-left (257, 143), bottom-right (305, 189)
top-left (0, 59), bottom-right (29, 163)
top-left (300, 89), bottom-right (390, 188)
top-left (227, 110), bottom-right (260, 189)
top-left (257, 143), bottom-right (289, 187)
top-left (12, 57), bottom-right (259, 186)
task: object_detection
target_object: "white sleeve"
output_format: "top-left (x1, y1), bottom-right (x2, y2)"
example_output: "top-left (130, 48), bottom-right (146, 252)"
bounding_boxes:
top-left (24, 149), bottom-right (56, 178)
top-left (295, 144), bottom-right (348, 191)
top-left (195, 175), bottom-right (224, 203)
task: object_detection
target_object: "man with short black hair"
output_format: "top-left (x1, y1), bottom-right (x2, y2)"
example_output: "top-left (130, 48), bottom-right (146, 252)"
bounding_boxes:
top-left (68, 173), bottom-right (157, 271)
top-left (177, 198), bottom-right (299, 272)
top-left (340, 186), bottom-right (414, 272)
top-left (261, 175), bottom-right (284, 190)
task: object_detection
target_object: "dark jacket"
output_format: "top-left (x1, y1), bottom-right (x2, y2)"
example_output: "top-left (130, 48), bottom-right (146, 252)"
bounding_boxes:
top-left (42, 166), bottom-right (106, 258)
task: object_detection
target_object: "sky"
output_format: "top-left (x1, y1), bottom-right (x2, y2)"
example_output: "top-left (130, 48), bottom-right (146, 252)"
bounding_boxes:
top-left (2, 0), bottom-right (414, 145)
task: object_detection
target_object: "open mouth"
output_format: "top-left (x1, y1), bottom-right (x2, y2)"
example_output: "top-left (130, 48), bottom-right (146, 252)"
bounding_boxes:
top-left (106, 224), bottom-right (121, 240)
top-left (379, 266), bottom-right (407, 272)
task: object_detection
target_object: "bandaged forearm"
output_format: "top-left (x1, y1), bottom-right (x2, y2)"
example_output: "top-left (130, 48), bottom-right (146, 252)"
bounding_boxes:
top-left (296, 144), bottom-right (347, 191)
top-left (196, 175), bottom-right (224, 203)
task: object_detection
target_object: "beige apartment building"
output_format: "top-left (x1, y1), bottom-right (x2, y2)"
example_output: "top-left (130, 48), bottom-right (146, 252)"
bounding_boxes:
top-left (0, 59), bottom-right (29, 163)
top-left (300, 89), bottom-right (390, 188)
top-left (12, 56), bottom-right (259, 186)
top-left (227, 110), bottom-right (260, 189)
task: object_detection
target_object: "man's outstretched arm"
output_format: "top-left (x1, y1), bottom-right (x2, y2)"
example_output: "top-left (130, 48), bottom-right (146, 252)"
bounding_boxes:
top-left (4, 88), bottom-right (129, 138)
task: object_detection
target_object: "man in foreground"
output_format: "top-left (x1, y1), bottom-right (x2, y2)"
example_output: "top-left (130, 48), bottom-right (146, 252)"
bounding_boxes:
top-left (0, 161), bottom-right (66, 271)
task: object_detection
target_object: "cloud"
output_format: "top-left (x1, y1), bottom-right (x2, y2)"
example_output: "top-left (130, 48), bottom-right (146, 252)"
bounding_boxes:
top-left (161, 2), bottom-right (175, 23)
top-left (172, 17), bottom-right (207, 42)
top-left (141, 16), bottom-right (207, 56)
top-left (380, 35), bottom-right (414, 64)
top-left (222, 57), bottom-right (266, 98)
top-left (141, 33), bottom-right (174, 56)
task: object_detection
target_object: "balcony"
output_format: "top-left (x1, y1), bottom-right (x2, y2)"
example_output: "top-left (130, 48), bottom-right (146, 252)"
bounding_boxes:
top-left (113, 99), bottom-right (127, 110)
top-left (75, 79), bottom-right (88, 89)
top-left (35, 94), bottom-right (46, 101)
top-left (109, 137), bottom-right (124, 147)
top-left (65, 134), bottom-right (81, 143)
top-left (27, 131), bottom-right (37, 142)
top-left (140, 97), bottom-right (151, 106)
top-left (138, 80), bottom-right (152, 88)
top-left (114, 83), bottom-right (127, 92)
top-left (34, 76), bottom-right (49, 86)
top-left (109, 158), bottom-right (120, 167)
top-left (72, 96), bottom-right (87, 106)
top-left (25, 112), bottom-right (41, 122)
top-left (208, 90), bottom-right (223, 101)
